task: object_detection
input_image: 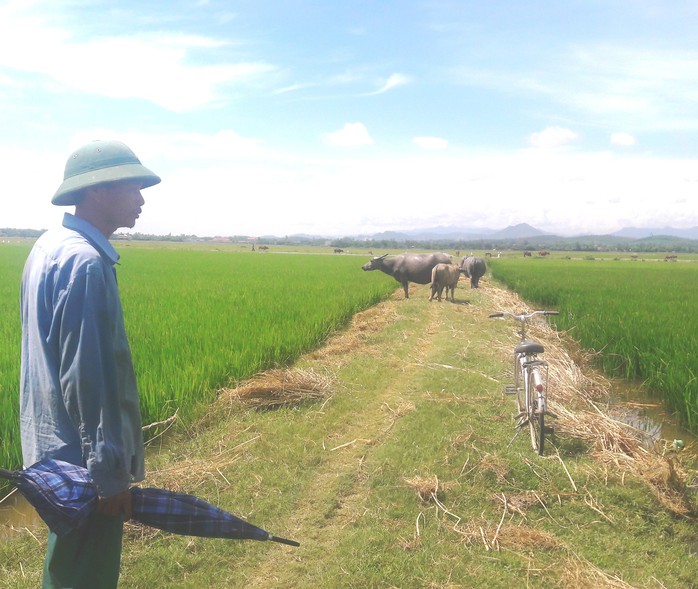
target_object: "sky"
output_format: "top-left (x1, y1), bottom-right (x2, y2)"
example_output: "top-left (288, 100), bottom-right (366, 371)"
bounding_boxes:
top-left (1, 0), bottom-right (697, 238)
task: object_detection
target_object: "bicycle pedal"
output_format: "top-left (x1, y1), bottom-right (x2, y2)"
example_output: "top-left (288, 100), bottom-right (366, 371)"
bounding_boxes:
top-left (504, 386), bottom-right (519, 395)
top-left (543, 426), bottom-right (554, 435)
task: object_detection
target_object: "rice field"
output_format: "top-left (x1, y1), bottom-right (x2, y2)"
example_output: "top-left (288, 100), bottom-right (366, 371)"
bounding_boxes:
top-left (0, 244), bottom-right (28, 474)
top-left (489, 256), bottom-right (698, 431)
top-left (0, 243), bottom-right (396, 475)
top-left (4, 243), bottom-right (697, 479)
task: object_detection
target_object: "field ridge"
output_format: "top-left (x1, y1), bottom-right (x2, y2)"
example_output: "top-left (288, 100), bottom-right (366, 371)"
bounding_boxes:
top-left (242, 296), bottom-right (443, 586)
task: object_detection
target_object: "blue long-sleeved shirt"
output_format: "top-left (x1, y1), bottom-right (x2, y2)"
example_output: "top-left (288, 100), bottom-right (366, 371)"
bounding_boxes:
top-left (20, 213), bottom-right (145, 498)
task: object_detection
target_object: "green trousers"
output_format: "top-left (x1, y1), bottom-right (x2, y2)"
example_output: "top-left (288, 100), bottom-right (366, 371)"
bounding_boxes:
top-left (43, 513), bottom-right (124, 589)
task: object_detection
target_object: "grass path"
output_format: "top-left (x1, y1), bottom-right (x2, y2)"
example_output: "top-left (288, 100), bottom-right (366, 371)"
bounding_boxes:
top-left (243, 292), bottom-right (444, 587)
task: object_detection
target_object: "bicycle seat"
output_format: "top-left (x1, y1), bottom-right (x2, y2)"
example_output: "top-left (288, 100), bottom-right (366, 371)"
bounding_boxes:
top-left (515, 340), bottom-right (545, 355)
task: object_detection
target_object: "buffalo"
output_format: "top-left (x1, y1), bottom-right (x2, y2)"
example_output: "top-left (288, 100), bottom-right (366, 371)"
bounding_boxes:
top-left (429, 263), bottom-right (463, 302)
top-left (362, 252), bottom-right (453, 299)
top-left (459, 255), bottom-right (486, 288)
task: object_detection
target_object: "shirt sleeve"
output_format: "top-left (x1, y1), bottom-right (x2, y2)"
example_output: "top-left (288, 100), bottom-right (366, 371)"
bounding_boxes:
top-left (55, 260), bottom-right (132, 498)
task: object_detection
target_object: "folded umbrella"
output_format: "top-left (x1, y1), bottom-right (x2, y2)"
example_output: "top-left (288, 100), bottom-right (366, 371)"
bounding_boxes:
top-left (0, 459), bottom-right (97, 536)
top-left (130, 486), bottom-right (299, 546)
top-left (0, 459), bottom-right (299, 547)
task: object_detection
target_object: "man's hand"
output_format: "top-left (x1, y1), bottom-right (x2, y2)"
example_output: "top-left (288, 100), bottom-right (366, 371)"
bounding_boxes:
top-left (96, 489), bottom-right (132, 520)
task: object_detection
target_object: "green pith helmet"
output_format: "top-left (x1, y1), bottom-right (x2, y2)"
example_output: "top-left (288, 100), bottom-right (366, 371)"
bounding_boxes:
top-left (52, 140), bottom-right (161, 206)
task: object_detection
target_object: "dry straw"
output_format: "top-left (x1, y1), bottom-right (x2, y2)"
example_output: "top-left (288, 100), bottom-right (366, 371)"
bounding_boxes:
top-left (216, 301), bottom-right (397, 410)
top-left (306, 298), bottom-right (400, 365)
top-left (489, 286), bottom-right (695, 517)
top-left (401, 479), bottom-right (635, 588)
top-left (220, 367), bottom-right (335, 408)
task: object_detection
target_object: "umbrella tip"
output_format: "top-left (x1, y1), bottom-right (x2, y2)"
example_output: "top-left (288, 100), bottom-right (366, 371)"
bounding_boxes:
top-left (0, 468), bottom-right (17, 480)
top-left (269, 535), bottom-right (300, 547)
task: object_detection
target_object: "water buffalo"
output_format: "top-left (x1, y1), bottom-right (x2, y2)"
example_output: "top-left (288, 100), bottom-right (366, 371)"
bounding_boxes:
top-left (362, 252), bottom-right (453, 299)
top-left (429, 263), bottom-right (463, 302)
top-left (459, 255), bottom-right (486, 288)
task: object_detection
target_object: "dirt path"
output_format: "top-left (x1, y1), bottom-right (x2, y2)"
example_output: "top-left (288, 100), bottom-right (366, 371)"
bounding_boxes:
top-left (243, 291), bottom-right (447, 587)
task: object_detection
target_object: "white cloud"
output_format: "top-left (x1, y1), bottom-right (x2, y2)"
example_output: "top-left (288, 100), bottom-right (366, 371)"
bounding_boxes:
top-left (413, 136), bottom-right (448, 150)
top-left (610, 132), bottom-right (636, 147)
top-left (561, 46), bottom-right (698, 130)
top-left (323, 123), bottom-right (373, 147)
top-left (453, 43), bottom-right (698, 132)
top-left (369, 73), bottom-right (411, 95)
top-left (0, 6), bottom-right (275, 112)
top-left (152, 143), bottom-right (697, 236)
top-left (7, 129), bottom-right (698, 237)
top-left (529, 126), bottom-right (579, 149)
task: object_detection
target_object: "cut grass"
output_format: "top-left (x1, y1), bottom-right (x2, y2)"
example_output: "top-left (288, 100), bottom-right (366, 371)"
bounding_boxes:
top-left (0, 281), bottom-right (696, 589)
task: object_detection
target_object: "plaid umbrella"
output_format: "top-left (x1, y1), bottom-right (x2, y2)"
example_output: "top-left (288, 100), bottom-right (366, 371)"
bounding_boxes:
top-left (0, 459), bottom-right (299, 547)
top-left (0, 459), bottom-right (96, 536)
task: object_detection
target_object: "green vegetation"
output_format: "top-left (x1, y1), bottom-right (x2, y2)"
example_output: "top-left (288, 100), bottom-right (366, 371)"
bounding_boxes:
top-left (0, 244), bottom-right (30, 472)
top-left (0, 243), bottom-right (396, 481)
top-left (118, 247), bottom-right (395, 426)
top-left (1, 282), bottom-right (695, 588)
top-left (490, 257), bottom-right (698, 431)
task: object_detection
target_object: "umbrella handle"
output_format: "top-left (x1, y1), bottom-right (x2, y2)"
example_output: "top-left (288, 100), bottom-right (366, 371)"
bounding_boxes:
top-left (268, 535), bottom-right (300, 547)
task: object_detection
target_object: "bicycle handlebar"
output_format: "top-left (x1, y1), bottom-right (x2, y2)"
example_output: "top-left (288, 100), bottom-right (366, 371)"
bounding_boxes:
top-left (488, 310), bottom-right (559, 320)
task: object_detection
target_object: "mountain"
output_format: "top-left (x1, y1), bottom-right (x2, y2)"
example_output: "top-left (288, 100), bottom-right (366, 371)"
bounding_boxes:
top-left (364, 223), bottom-right (698, 243)
top-left (612, 227), bottom-right (698, 240)
top-left (369, 227), bottom-right (492, 241)
top-left (366, 223), bottom-right (547, 242)
top-left (491, 223), bottom-right (548, 239)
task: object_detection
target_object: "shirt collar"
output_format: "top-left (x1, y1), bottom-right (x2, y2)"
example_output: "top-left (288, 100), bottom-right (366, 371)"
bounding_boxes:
top-left (62, 213), bottom-right (120, 265)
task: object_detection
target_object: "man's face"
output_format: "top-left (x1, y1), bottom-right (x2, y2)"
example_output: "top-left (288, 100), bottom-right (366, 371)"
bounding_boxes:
top-left (99, 180), bottom-right (146, 231)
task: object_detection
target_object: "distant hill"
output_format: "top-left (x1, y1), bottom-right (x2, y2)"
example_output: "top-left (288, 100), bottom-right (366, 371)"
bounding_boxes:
top-left (491, 223), bottom-right (548, 239)
top-left (367, 223), bottom-right (547, 242)
top-left (334, 223), bottom-right (698, 254)
top-left (365, 224), bottom-right (698, 242)
top-left (369, 227), bottom-right (491, 241)
top-left (612, 227), bottom-right (698, 240)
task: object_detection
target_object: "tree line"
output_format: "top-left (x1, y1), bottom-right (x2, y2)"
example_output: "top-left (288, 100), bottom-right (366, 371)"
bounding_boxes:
top-left (3, 228), bottom-right (697, 253)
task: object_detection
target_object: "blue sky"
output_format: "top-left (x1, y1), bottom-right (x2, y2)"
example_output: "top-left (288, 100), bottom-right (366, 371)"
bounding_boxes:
top-left (2, 0), bottom-right (697, 237)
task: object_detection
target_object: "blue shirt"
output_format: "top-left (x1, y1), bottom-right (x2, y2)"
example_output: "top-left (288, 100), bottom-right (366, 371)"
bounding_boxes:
top-left (20, 213), bottom-right (145, 498)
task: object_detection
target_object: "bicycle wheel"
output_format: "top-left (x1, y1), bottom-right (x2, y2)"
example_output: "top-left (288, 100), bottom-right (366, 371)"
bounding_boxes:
top-left (528, 371), bottom-right (545, 455)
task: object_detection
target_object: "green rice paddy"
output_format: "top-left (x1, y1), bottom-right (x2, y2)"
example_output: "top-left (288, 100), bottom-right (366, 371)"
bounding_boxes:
top-left (489, 256), bottom-right (698, 431)
top-left (0, 243), bottom-right (396, 475)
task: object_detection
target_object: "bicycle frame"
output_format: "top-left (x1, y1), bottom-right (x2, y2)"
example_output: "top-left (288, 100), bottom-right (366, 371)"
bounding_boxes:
top-left (516, 352), bottom-right (549, 454)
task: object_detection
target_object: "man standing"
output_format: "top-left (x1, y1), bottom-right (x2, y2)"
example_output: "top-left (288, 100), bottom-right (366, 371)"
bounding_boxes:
top-left (20, 140), bottom-right (161, 588)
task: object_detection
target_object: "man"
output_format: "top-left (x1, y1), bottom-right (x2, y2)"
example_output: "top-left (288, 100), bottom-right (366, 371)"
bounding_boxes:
top-left (20, 140), bottom-right (161, 588)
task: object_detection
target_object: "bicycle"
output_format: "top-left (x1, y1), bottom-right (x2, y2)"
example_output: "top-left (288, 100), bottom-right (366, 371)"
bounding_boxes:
top-left (488, 310), bottom-right (559, 455)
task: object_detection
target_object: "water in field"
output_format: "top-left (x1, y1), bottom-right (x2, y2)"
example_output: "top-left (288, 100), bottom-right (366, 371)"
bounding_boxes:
top-left (0, 489), bottom-right (42, 540)
top-left (607, 379), bottom-right (697, 454)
